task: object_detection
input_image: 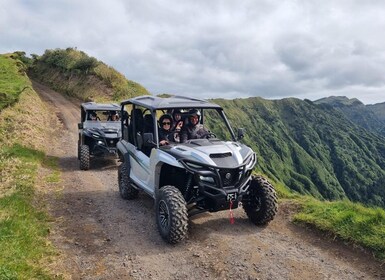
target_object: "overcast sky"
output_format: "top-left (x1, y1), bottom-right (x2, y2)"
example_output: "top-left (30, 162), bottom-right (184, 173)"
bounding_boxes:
top-left (2, 0), bottom-right (385, 104)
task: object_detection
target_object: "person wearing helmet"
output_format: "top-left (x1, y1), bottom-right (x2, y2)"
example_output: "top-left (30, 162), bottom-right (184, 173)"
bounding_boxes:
top-left (180, 109), bottom-right (209, 143)
top-left (109, 111), bottom-right (119, 121)
top-left (158, 114), bottom-right (174, 146)
top-left (89, 111), bottom-right (99, 121)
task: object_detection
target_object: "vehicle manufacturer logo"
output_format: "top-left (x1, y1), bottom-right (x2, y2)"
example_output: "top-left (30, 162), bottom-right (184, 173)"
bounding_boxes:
top-left (227, 193), bottom-right (237, 201)
top-left (225, 172), bottom-right (231, 180)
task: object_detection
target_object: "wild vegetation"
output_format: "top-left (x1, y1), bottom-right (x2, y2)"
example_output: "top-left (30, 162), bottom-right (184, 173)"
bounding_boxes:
top-left (28, 48), bottom-right (149, 102)
top-left (0, 53), bottom-right (59, 279)
top-left (0, 53), bottom-right (32, 111)
top-left (293, 197), bottom-right (385, 260)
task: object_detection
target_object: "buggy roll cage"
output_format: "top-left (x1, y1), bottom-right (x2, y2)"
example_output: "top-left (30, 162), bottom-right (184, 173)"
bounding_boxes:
top-left (119, 95), bottom-right (238, 147)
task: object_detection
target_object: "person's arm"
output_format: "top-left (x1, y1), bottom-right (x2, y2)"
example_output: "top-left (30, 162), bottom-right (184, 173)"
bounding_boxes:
top-left (196, 125), bottom-right (209, 139)
top-left (158, 130), bottom-right (169, 146)
top-left (180, 128), bottom-right (188, 143)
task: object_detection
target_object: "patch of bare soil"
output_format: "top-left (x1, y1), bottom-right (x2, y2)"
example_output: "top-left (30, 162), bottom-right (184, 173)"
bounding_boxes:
top-left (33, 80), bottom-right (385, 280)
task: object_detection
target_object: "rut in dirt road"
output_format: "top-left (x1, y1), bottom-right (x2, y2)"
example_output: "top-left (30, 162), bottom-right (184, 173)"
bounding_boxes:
top-left (33, 80), bottom-right (385, 280)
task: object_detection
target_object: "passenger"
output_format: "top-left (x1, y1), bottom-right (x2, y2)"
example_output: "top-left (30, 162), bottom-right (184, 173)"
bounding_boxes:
top-left (173, 119), bottom-right (184, 143)
top-left (111, 113), bottom-right (119, 121)
top-left (172, 109), bottom-right (182, 124)
top-left (90, 112), bottom-right (99, 121)
top-left (180, 109), bottom-right (209, 143)
top-left (158, 114), bottom-right (174, 146)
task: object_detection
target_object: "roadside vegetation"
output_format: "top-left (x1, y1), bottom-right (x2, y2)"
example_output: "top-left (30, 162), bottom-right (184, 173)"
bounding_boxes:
top-left (275, 179), bottom-right (385, 260)
top-left (0, 53), bottom-right (60, 279)
top-left (28, 47), bottom-right (149, 102)
top-left (0, 53), bottom-right (32, 111)
top-left (294, 197), bottom-right (385, 260)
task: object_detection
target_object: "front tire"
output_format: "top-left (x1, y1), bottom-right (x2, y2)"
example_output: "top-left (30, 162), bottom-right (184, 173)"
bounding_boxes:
top-left (156, 186), bottom-right (188, 244)
top-left (79, 145), bottom-right (90, 170)
top-left (242, 175), bottom-right (278, 225)
top-left (118, 164), bottom-right (138, 200)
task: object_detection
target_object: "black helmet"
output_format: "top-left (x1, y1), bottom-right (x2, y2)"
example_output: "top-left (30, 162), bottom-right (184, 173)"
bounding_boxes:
top-left (188, 109), bottom-right (201, 118)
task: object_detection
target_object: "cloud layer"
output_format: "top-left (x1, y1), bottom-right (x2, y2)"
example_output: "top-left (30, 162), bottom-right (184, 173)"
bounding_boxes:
top-left (1, 0), bottom-right (385, 104)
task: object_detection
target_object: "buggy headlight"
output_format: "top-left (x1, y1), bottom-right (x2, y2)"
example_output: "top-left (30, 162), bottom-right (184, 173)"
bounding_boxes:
top-left (199, 175), bottom-right (214, 183)
top-left (97, 140), bottom-right (104, 145)
top-left (245, 153), bottom-right (256, 169)
top-left (92, 133), bottom-right (100, 138)
top-left (185, 162), bottom-right (203, 169)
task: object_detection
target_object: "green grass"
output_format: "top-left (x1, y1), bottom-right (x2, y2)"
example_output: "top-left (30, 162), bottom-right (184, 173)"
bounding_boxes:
top-left (293, 197), bottom-right (385, 260)
top-left (0, 193), bottom-right (51, 280)
top-left (0, 54), bottom-right (31, 110)
top-left (0, 145), bottom-right (59, 279)
top-left (0, 53), bottom-right (60, 278)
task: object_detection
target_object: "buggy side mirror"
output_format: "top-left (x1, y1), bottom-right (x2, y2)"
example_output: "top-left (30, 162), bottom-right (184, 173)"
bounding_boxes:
top-left (237, 128), bottom-right (245, 140)
top-left (78, 123), bottom-right (83, 129)
top-left (143, 133), bottom-right (156, 147)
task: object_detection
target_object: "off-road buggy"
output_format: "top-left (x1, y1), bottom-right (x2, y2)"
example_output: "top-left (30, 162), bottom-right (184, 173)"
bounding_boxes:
top-left (117, 96), bottom-right (278, 243)
top-left (78, 102), bottom-right (121, 170)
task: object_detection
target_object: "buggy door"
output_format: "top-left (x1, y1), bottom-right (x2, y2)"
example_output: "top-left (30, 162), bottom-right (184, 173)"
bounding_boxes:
top-left (128, 105), bottom-right (152, 194)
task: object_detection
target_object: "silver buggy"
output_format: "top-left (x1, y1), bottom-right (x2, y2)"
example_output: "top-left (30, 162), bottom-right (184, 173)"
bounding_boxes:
top-left (117, 96), bottom-right (278, 243)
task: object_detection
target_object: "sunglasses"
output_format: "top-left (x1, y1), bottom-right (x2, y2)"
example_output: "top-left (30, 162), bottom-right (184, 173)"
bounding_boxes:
top-left (162, 122), bottom-right (171, 125)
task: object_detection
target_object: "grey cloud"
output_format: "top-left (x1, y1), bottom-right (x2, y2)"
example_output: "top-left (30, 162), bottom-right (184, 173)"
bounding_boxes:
top-left (1, 0), bottom-right (385, 104)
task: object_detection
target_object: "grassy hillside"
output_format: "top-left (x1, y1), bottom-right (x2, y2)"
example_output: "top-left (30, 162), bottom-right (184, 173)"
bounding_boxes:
top-left (209, 97), bottom-right (385, 207)
top-left (368, 102), bottom-right (385, 127)
top-left (314, 96), bottom-right (385, 136)
top-left (293, 197), bottom-right (385, 260)
top-left (0, 53), bottom-right (61, 279)
top-left (28, 48), bottom-right (149, 102)
top-left (0, 53), bottom-right (32, 111)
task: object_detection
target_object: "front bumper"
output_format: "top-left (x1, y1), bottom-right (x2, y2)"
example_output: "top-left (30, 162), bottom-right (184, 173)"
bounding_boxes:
top-left (91, 138), bottom-right (119, 157)
top-left (179, 154), bottom-right (255, 212)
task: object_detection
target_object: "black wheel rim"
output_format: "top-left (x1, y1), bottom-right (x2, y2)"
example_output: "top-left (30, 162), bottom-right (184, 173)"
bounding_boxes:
top-left (159, 200), bottom-right (170, 230)
top-left (244, 191), bottom-right (262, 211)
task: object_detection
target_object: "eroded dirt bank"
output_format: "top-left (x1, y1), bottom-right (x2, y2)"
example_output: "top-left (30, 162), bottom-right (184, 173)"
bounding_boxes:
top-left (33, 81), bottom-right (385, 280)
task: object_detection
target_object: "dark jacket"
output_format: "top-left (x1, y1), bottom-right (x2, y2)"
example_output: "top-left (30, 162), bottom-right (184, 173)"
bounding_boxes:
top-left (180, 124), bottom-right (208, 143)
top-left (159, 128), bottom-right (175, 143)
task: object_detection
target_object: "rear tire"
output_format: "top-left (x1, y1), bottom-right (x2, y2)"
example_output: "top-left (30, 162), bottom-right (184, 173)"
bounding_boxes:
top-left (118, 164), bottom-right (138, 200)
top-left (242, 175), bottom-right (278, 225)
top-left (79, 145), bottom-right (90, 170)
top-left (156, 186), bottom-right (188, 244)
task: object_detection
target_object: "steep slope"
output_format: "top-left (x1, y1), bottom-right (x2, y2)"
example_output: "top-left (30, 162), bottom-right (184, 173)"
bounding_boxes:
top-left (314, 96), bottom-right (385, 136)
top-left (210, 97), bottom-right (385, 207)
top-left (0, 53), bottom-right (32, 110)
top-left (368, 101), bottom-right (385, 124)
top-left (28, 48), bottom-right (149, 102)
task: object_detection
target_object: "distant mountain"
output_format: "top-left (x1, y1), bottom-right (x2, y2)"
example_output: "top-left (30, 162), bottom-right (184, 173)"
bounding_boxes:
top-left (368, 102), bottom-right (385, 124)
top-left (209, 97), bottom-right (385, 207)
top-left (314, 96), bottom-right (385, 136)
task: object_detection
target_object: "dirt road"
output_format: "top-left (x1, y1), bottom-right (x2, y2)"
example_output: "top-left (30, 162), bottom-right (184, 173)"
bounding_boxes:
top-left (33, 81), bottom-right (385, 280)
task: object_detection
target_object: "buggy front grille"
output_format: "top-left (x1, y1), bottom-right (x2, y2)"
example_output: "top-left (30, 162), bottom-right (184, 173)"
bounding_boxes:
top-left (219, 168), bottom-right (240, 187)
